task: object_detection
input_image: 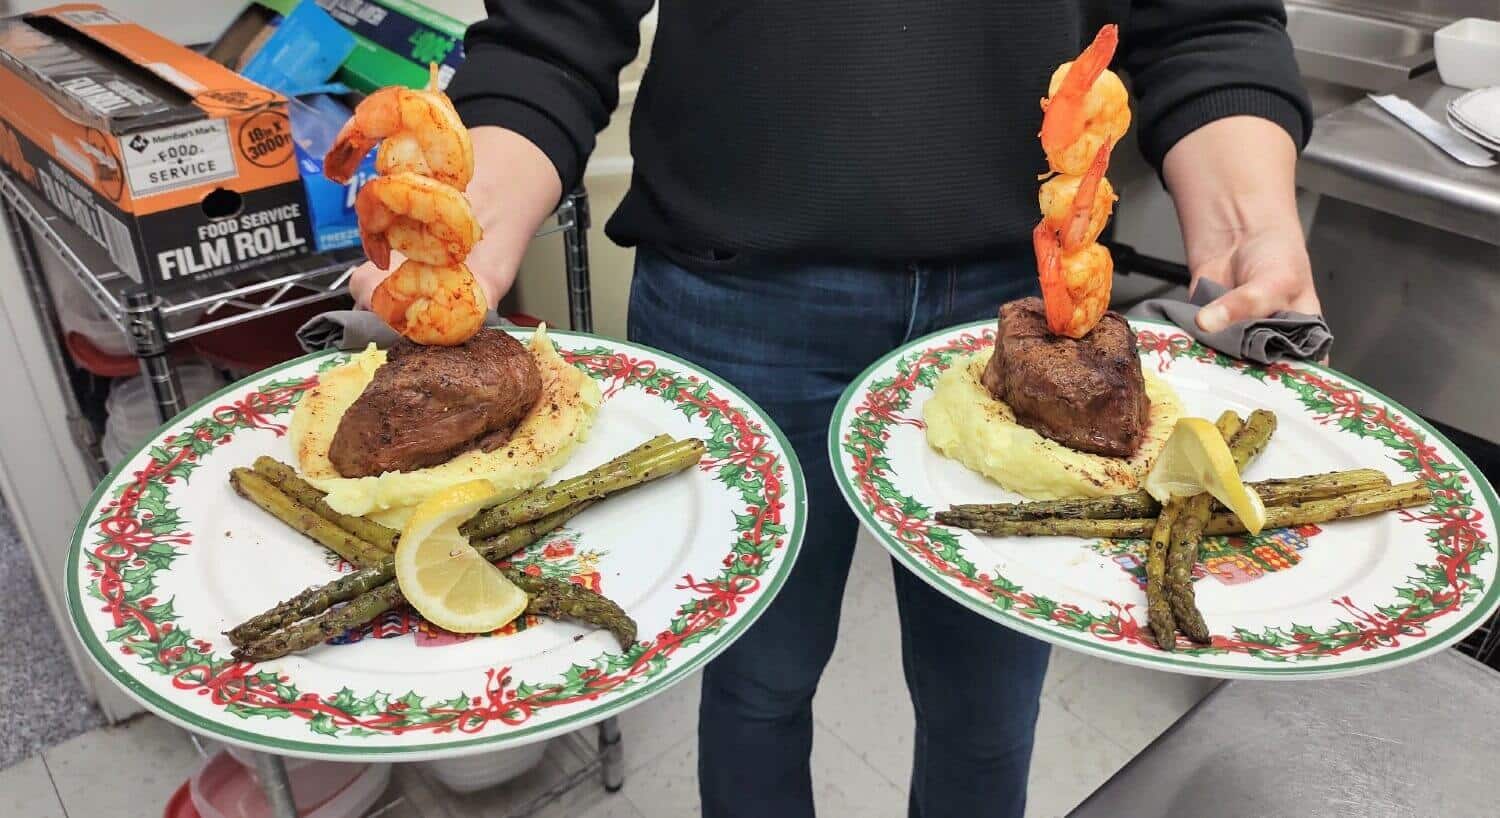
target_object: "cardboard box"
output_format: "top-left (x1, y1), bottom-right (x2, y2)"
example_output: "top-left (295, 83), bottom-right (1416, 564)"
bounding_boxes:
top-left (210, 0), bottom-right (355, 96)
top-left (237, 1), bottom-right (356, 97)
top-left (209, 1), bottom-right (371, 253)
top-left (209, 1), bottom-right (469, 254)
top-left (288, 94), bottom-right (377, 253)
top-left (217, 1), bottom-right (467, 94)
top-left (312, 0), bottom-right (466, 92)
top-left (0, 4), bottom-right (314, 292)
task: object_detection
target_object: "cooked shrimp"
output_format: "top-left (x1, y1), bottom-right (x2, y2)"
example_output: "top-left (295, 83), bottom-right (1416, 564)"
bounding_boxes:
top-left (356, 172), bottom-right (481, 269)
top-left (1039, 25), bottom-right (1131, 177)
top-left (1038, 142), bottom-right (1115, 253)
top-left (1034, 222), bottom-right (1113, 340)
top-left (370, 260), bottom-right (487, 346)
top-left (324, 65), bottom-right (473, 189)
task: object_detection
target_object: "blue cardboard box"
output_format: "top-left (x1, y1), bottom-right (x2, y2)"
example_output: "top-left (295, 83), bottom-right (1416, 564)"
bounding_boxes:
top-left (289, 94), bottom-right (374, 252)
top-left (239, 2), bottom-right (355, 97)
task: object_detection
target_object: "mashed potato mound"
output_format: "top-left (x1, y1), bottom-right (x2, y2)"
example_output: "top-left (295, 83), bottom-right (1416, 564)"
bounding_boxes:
top-left (923, 350), bottom-right (1181, 499)
top-left (289, 326), bottom-right (602, 516)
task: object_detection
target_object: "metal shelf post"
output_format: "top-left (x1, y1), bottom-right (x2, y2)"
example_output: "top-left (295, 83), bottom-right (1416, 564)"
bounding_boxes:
top-left (123, 291), bottom-right (185, 423)
top-left (561, 189), bottom-right (594, 334)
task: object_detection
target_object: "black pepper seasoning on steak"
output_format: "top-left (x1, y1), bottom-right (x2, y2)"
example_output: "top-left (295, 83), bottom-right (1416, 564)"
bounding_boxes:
top-left (981, 297), bottom-right (1149, 457)
top-left (329, 329), bottom-right (543, 477)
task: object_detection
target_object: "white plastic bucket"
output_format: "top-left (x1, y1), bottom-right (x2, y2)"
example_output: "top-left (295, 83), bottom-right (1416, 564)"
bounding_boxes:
top-left (418, 740), bottom-right (550, 794)
top-left (101, 362), bottom-right (227, 467)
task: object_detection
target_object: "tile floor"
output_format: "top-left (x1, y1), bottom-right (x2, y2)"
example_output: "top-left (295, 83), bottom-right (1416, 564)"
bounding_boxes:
top-left (0, 503), bottom-right (104, 769)
top-left (1, 532), bottom-right (1217, 818)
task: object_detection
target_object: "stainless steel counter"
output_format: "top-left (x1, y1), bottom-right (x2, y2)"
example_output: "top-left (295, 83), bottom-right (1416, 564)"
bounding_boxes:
top-left (1069, 651), bottom-right (1500, 818)
top-left (1300, 73), bottom-right (1500, 245)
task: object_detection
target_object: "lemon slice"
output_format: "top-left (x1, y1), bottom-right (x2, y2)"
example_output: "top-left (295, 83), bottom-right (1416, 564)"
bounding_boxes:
top-left (394, 480), bottom-right (528, 633)
top-left (1144, 417), bottom-right (1268, 534)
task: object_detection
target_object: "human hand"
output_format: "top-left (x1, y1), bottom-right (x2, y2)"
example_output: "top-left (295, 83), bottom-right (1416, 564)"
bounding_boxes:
top-left (345, 125), bottom-right (562, 311)
top-left (1181, 217), bottom-right (1320, 334)
top-left (1162, 116), bottom-right (1322, 334)
top-left (347, 257), bottom-right (390, 309)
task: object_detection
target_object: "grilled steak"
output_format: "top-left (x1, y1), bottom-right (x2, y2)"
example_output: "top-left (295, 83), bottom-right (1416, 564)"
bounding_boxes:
top-left (981, 297), bottom-right (1148, 457)
top-left (329, 328), bottom-right (542, 477)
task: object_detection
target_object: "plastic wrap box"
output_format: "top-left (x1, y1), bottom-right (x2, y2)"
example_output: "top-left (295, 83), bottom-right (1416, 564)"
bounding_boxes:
top-left (0, 4), bottom-right (314, 292)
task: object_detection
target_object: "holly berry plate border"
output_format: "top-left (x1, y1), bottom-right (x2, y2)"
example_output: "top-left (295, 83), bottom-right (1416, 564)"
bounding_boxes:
top-left (829, 318), bottom-right (1499, 679)
top-left (66, 330), bottom-right (806, 760)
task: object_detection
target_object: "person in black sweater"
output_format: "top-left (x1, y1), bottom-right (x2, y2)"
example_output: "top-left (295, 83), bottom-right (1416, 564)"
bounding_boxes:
top-left (350, 3), bottom-right (1317, 816)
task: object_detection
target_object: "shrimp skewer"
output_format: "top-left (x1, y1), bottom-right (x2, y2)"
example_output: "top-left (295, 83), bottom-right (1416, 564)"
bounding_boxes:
top-left (356, 172), bottom-right (482, 269)
top-left (370, 261), bottom-right (488, 347)
top-left (1034, 26), bottom-right (1129, 338)
top-left (1039, 25), bottom-right (1131, 177)
top-left (332, 65), bottom-right (488, 345)
top-left (1039, 140), bottom-right (1115, 253)
top-left (1034, 221), bottom-right (1114, 340)
top-left (325, 65), bottom-right (474, 189)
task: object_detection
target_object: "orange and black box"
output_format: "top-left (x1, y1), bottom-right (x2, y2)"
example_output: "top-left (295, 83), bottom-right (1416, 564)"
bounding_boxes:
top-left (0, 4), bottom-right (313, 292)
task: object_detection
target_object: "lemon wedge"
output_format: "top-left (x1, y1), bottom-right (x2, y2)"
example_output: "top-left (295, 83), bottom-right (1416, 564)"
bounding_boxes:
top-left (394, 479), bottom-right (528, 633)
top-left (1144, 417), bottom-right (1268, 534)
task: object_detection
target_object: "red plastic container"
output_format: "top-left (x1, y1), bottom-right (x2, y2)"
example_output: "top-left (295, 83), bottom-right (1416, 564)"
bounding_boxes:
top-left (184, 750), bottom-right (389, 818)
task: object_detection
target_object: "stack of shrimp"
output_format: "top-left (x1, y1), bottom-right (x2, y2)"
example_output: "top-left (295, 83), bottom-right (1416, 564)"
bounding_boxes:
top-left (324, 66), bottom-right (486, 346)
top-left (1033, 25), bottom-right (1131, 339)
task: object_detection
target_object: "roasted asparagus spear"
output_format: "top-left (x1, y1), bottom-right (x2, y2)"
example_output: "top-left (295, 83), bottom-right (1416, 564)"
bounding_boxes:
top-left (232, 580), bottom-right (405, 662)
top-left (226, 563), bottom-right (391, 647)
top-left (508, 571), bottom-right (637, 649)
top-left (1167, 410), bottom-right (1275, 644)
top-left (234, 562), bottom-right (639, 662)
top-left (1159, 413), bottom-right (1247, 643)
top-left (939, 481), bottom-right (1431, 538)
top-left (252, 456), bottom-right (399, 550)
top-left (227, 502), bottom-right (594, 647)
top-left (462, 437), bottom-right (705, 539)
top-left (1203, 481), bottom-right (1431, 535)
top-left (1152, 412), bottom-right (1242, 648)
top-left (229, 468), bottom-right (388, 569)
top-left (937, 469), bottom-right (1389, 526)
top-left (1145, 500), bottom-right (1182, 652)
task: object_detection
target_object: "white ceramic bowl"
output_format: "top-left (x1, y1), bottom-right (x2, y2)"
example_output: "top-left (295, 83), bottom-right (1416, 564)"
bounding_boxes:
top-left (1435, 18), bottom-right (1500, 90)
top-left (419, 740), bottom-right (550, 794)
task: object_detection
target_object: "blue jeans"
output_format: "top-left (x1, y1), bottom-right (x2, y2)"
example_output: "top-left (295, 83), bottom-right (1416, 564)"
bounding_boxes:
top-left (628, 247), bottom-right (1052, 818)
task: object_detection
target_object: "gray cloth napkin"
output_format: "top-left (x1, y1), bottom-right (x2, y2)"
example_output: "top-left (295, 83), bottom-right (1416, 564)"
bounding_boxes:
top-left (1128, 279), bottom-right (1332, 364)
top-left (297, 309), bottom-right (517, 353)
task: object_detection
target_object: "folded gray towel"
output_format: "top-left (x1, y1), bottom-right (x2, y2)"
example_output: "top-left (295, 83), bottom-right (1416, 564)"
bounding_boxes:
top-left (297, 309), bottom-right (517, 353)
top-left (1128, 280), bottom-right (1332, 364)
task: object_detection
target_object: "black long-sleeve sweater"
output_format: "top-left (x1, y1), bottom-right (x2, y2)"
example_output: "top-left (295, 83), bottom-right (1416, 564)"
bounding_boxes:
top-left (448, 1), bottom-right (1312, 264)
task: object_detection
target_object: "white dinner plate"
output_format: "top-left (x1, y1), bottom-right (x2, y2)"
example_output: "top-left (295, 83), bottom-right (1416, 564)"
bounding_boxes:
top-left (830, 319), bottom-right (1499, 679)
top-left (67, 330), bottom-right (805, 760)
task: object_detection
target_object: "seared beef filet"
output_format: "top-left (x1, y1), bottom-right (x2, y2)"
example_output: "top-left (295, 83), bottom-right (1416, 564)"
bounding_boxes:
top-left (981, 297), bottom-right (1149, 457)
top-left (329, 328), bottom-right (542, 477)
